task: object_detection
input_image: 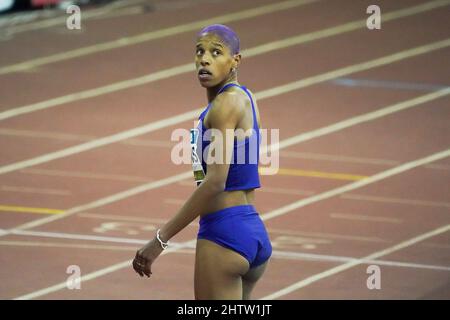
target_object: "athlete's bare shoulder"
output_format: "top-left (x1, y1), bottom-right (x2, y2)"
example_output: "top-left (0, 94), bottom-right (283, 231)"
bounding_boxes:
top-left (214, 87), bottom-right (247, 112)
top-left (205, 88), bottom-right (246, 128)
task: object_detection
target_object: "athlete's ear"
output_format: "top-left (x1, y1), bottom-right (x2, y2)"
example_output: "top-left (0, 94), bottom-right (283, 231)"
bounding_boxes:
top-left (232, 53), bottom-right (241, 70)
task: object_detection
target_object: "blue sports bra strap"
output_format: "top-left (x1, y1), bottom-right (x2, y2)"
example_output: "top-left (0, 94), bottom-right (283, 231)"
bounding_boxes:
top-left (240, 86), bottom-right (258, 131)
top-left (218, 82), bottom-right (240, 94)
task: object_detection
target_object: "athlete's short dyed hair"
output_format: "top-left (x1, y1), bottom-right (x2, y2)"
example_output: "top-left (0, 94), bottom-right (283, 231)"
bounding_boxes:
top-left (197, 24), bottom-right (240, 55)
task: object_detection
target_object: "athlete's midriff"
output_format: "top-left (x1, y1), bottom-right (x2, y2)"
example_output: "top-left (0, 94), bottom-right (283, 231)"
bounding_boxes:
top-left (199, 188), bottom-right (255, 218)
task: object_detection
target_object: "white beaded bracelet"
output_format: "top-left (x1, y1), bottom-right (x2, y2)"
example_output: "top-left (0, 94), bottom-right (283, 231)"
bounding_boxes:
top-left (156, 229), bottom-right (169, 250)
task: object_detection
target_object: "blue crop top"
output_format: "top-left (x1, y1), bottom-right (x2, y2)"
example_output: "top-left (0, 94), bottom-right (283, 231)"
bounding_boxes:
top-left (191, 83), bottom-right (261, 191)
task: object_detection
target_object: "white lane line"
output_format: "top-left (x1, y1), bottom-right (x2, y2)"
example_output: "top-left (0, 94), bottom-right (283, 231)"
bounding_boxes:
top-left (77, 212), bottom-right (198, 227)
top-left (3, 229), bottom-right (447, 270)
top-left (0, 240), bottom-right (140, 251)
top-left (0, 108), bottom-right (199, 172)
top-left (0, 239), bottom-right (197, 255)
top-left (0, 128), bottom-right (95, 141)
top-left (331, 77), bottom-right (450, 92)
top-left (121, 138), bottom-right (173, 148)
top-left (1, 42), bottom-right (450, 176)
top-left (272, 235), bottom-right (332, 247)
top-left (10, 243), bottom-right (450, 300)
top-left (341, 193), bottom-right (450, 209)
top-left (329, 213), bottom-right (402, 224)
top-left (77, 213), bottom-right (172, 224)
top-left (264, 89), bottom-right (450, 155)
top-left (0, 0), bottom-right (317, 74)
top-left (0, 185), bottom-right (71, 196)
top-left (8, 212), bottom-right (384, 244)
top-left (281, 151), bottom-right (450, 172)
top-left (268, 228), bottom-right (388, 243)
top-left (4, 228), bottom-right (148, 245)
top-left (272, 251), bottom-right (450, 272)
top-left (262, 224), bottom-right (450, 300)
top-left (280, 151), bottom-right (399, 166)
top-left (13, 238), bottom-right (198, 301)
top-left (6, 171), bottom-right (192, 232)
top-left (256, 40), bottom-right (450, 100)
top-left (0, 240), bottom-right (197, 255)
top-left (2, 237), bottom-right (448, 272)
top-left (260, 149), bottom-right (450, 221)
top-left (0, 127), bottom-right (174, 147)
top-left (0, 0), bottom-right (446, 118)
top-left (21, 168), bottom-right (152, 183)
top-left (12, 147), bottom-right (450, 299)
top-left (3, 87), bottom-right (450, 232)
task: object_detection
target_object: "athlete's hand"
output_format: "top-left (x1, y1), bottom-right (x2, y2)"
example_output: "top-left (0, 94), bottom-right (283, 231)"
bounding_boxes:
top-left (132, 238), bottom-right (164, 278)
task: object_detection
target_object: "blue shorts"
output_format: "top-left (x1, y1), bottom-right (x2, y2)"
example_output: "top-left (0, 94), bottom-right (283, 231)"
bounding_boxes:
top-left (197, 204), bottom-right (272, 269)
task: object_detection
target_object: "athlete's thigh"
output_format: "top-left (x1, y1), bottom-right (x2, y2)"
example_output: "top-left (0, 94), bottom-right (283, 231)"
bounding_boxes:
top-left (195, 239), bottom-right (250, 300)
top-left (242, 261), bottom-right (269, 300)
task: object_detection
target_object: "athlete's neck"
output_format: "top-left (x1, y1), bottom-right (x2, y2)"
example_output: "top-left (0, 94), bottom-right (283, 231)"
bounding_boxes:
top-left (206, 74), bottom-right (239, 103)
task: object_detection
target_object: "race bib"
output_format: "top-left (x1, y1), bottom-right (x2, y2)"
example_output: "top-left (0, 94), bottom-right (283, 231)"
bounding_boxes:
top-left (190, 128), bottom-right (205, 186)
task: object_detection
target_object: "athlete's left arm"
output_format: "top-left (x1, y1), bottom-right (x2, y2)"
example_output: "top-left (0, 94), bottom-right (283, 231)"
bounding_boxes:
top-left (133, 92), bottom-right (243, 277)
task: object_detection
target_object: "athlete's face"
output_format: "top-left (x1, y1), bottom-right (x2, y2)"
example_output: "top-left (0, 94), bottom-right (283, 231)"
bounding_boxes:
top-left (195, 33), bottom-right (239, 88)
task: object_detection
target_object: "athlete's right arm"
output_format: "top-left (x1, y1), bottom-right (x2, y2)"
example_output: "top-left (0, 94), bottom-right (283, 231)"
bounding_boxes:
top-left (133, 92), bottom-right (245, 277)
top-left (159, 91), bottom-right (244, 241)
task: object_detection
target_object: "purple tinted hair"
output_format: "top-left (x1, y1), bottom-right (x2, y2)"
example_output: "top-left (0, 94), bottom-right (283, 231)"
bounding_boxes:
top-left (197, 24), bottom-right (240, 55)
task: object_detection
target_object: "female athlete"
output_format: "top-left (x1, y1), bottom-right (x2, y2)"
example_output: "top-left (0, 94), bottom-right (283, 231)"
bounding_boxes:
top-left (133, 24), bottom-right (272, 300)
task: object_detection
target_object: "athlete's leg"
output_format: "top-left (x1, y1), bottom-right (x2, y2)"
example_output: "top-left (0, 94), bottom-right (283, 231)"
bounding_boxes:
top-left (195, 239), bottom-right (250, 300)
top-left (242, 261), bottom-right (269, 300)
